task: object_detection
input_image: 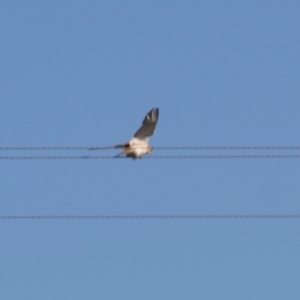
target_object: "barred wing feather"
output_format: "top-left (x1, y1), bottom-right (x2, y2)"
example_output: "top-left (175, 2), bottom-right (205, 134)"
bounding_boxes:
top-left (133, 108), bottom-right (159, 142)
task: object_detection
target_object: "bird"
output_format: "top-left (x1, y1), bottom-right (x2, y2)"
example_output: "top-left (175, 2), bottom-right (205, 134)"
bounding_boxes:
top-left (114, 108), bottom-right (159, 159)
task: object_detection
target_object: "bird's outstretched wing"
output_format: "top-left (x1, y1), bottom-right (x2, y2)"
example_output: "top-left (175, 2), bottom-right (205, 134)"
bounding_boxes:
top-left (132, 108), bottom-right (159, 142)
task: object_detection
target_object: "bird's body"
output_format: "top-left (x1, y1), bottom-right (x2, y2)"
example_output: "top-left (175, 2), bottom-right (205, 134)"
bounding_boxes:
top-left (116, 139), bottom-right (153, 159)
top-left (114, 108), bottom-right (159, 159)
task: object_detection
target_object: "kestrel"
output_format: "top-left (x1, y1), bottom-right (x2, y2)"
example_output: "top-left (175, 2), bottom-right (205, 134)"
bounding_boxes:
top-left (114, 108), bottom-right (159, 159)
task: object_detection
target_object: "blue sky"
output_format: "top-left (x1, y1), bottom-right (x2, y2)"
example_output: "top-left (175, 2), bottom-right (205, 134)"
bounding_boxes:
top-left (1, 1), bottom-right (300, 299)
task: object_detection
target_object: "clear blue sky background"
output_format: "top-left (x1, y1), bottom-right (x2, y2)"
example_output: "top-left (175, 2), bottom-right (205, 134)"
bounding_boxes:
top-left (1, 1), bottom-right (300, 299)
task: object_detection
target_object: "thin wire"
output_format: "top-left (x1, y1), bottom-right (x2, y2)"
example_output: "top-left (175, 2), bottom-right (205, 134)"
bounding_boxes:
top-left (1, 155), bottom-right (300, 160)
top-left (90, 146), bottom-right (300, 151)
top-left (1, 214), bottom-right (300, 219)
top-left (0, 146), bottom-right (104, 151)
top-left (1, 146), bottom-right (300, 151)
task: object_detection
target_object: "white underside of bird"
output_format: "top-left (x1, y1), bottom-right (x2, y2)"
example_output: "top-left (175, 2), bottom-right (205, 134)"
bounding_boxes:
top-left (123, 139), bottom-right (152, 158)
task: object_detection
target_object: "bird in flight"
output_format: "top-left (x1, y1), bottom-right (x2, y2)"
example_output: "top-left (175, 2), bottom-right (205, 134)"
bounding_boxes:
top-left (114, 108), bottom-right (159, 159)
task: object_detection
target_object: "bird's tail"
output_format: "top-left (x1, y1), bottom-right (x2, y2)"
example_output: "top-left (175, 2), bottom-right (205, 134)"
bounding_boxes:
top-left (89, 143), bottom-right (129, 151)
top-left (112, 143), bottom-right (130, 149)
top-left (113, 143), bottom-right (130, 157)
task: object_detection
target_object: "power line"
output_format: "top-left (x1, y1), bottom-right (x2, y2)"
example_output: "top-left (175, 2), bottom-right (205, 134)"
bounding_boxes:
top-left (0, 146), bottom-right (94, 151)
top-left (1, 155), bottom-right (300, 160)
top-left (1, 214), bottom-right (300, 220)
top-left (1, 146), bottom-right (300, 151)
top-left (91, 146), bottom-right (300, 151)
